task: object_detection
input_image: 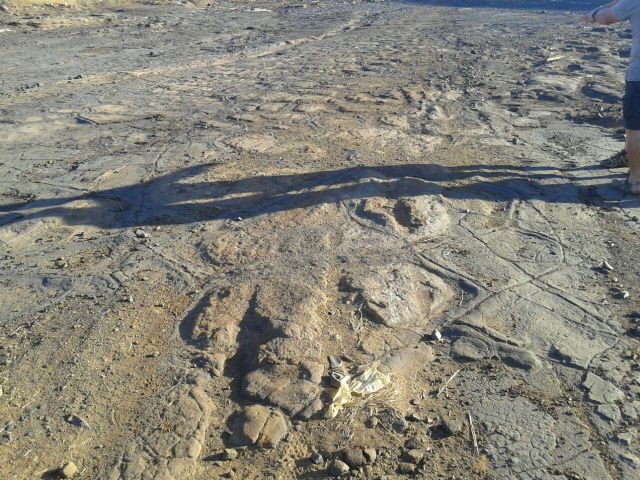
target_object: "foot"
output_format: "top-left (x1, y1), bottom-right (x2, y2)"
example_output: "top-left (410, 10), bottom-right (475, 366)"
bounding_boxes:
top-left (601, 150), bottom-right (628, 168)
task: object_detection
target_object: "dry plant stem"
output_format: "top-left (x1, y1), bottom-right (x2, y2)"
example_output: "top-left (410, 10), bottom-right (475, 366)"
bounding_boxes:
top-left (436, 369), bottom-right (460, 398)
top-left (467, 411), bottom-right (479, 455)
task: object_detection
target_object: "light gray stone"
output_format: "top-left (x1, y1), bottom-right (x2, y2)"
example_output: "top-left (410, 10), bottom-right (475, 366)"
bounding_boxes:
top-left (596, 404), bottom-right (621, 422)
top-left (328, 459), bottom-right (349, 477)
top-left (582, 372), bottom-right (625, 404)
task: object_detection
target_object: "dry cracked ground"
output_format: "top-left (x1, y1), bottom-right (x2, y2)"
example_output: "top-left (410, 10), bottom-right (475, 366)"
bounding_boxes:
top-left (2, 0), bottom-right (640, 478)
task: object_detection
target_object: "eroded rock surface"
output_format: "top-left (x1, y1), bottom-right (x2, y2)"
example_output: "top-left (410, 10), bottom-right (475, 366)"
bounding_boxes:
top-left (109, 384), bottom-right (213, 480)
top-left (341, 263), bottom-right (452, 327)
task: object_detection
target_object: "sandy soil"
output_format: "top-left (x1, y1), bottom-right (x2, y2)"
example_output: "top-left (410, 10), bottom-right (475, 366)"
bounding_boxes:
top-left (1, 0), bottom-right (640, 478)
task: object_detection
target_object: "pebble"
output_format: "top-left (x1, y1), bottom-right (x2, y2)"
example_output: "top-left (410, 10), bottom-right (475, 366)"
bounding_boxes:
top-left (60, 461), bottom-right (78, 478)
top-left (134, 228), bottom-right (149, 238)
top-left (366, 416), bottom-right (379, 428)
top-left (601, 260), bottom-right (614, 271)
top-left (328, 459), bottom-right (350, 477)
top-left (363, 447), bottom-right (377, 463)
top-left (405, 436), bottom-right (424, 449)
top-left (392, 417), bottom-right (409, 434)
top-left (407, 412), bottom-right (423, 422)
top-left (398, 462), bottom-right (416, 474)
top-left (343, 447), bottom-right (367, 468)
top-left (404, 449), bottom-right (424, 464)
top-left (310, 452), bottom-right (324, 464)
top-left (223, 448), bottom-right (238, 460)
top-left (65, 414), bottom-right (90, 429)
top-left (441, 417), bottom-right (463, 436)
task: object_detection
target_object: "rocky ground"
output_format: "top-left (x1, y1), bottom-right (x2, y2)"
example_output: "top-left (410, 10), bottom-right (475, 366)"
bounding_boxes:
top-left (1, 0), bottom-right (640, 478)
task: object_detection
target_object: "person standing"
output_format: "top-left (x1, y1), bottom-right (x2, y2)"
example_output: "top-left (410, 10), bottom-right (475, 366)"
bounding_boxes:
top-left (581, 0), bottom-right (640, 193)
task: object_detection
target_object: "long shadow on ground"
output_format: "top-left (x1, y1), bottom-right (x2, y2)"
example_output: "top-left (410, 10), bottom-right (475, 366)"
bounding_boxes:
top-left (0, 162), bottom-right (630, 229)
top-left (407, 0), bottom-right (600, 12)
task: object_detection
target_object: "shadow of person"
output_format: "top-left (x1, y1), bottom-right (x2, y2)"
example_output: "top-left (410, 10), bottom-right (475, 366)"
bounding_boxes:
top-left (0, 162), bottom-right (629, 230)
top-left (407, 0), bottom-right (599, 12)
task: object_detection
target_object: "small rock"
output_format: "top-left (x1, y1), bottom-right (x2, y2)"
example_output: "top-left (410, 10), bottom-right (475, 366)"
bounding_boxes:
top-left (601, 260), bottom-right (613, 271)
top-left (5, 420), bottom-right (15, 432)
top-left (442, 417), bottom-right (463, 436)
top-left (596, 403), bottom-right (621, 422)
top-left (60, 461), bottom-right (78, 478)
top-left (65, 414), bottom-right (90, 429)
top-left (343, 447), bottom-right (367, 468)
top-left (622, 291), bottom-right (630, 299)
top-left (398, 462), bottom-right (416, 474)
top-left (404, 449), bottom-right (425, 464)
top-left (392, 416), bottom-right (409, 433)
top-left (615, 431), bottom-right (636, 446)
top-left (134, 228), bottom-right (149, 238)
top-left (583, 372), bottom-right (625, 404)
top-left (405, 436), bottom-right (424, 449)
top-left (0, 5), bottom-right (8, 12)
top-left (363, 447), bottom-right (377, 463)
top-left (366, 416), bottom-right (379, 428)
top-left (223, 448), bottom-right (238, 460)
top-left (328, 356), bottom-right (343, 369)
top-left (431, 329), bottom-right (443, 342)
top-left (407, 412), bottom-right (423, 422)
top-left (120, 295), bottom-right (133, 303)
top-left (310, 452), bottom-right (324, 464)
top-left (328, 459), bottom-right (350, 477)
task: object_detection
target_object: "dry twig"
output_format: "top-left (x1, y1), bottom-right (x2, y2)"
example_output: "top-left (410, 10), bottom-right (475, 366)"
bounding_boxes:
top-left (467, 411), bottom-right (479, 455)
top-left (436, 369), bottom-right (460, 398)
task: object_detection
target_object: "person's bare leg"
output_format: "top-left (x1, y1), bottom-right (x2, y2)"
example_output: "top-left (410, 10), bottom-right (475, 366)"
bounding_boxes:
top-left (627, 129), bottom-right (640, 193)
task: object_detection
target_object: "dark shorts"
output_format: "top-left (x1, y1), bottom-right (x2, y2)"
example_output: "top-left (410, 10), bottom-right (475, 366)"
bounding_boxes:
top-left (624, 81), bottom-right (640, 130)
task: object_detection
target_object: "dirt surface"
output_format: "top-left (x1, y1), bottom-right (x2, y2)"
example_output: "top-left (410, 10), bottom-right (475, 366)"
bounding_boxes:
top-left (2, 0), bottom-right (640, 479)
